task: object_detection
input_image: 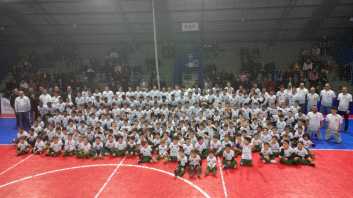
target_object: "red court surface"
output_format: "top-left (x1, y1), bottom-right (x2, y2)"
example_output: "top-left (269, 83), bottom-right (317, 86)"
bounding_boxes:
top-left (0, 145), bottom-right (352, 198)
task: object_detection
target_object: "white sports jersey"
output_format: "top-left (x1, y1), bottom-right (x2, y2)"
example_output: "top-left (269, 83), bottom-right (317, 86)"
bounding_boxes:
top-left (222, 140), bottom-right (233, 148)
top-left (141, 146), bottom-right (152, 156)
top-left (34, 141), bottom-right (46, 150)
top-left (296, 88), bottom-right (308, 104)
top-left (65, 139), bottom-right (76, 151)
top-left (280, 146), bottom-right (294, 157)
top-left (210, 140), bottom-right (222, 153)
top-left (207, 156), bottom-right (217, 167)
top-left (294, 147), bottom-right (308, 157)
top-left (307, 112), bottom-right (323, 131)
top-left (92, 142), bottom-right (103, 150)
top-left (260, 133), bottom-right (272, 143)
top-left (169, 143), bottom-right (180, 156)
top-left (270, 142), bottom-right (280, 153)
top-left (337, 93), bottom-right (352, 111)
top-left (320, 90), bottom-right (336, 106)
top-left (178, 156), bottom-right (188, 166)
top-left (299, 138), bottom-right (313, 149)
top-left (223, 150), bottom-right (235, 161)
top-left (326, 114), bottom-right (343, 132)
top-left (80, 143), bottom-right (91, 152)
top-left (158, 144), bottom-right (168, 155)
top-left (240, 143), bottom-right (253, 160)
top-left (50, 141), bottom-right (63, 151)
top-left (260, 148), bottom-right (273, 157)
top-left (189, 155), bottom-right (201, 165)
top-left (182, 144), bottom-right (193, 155)
top-left (115, 141), bottom-right (127, 150)
top-left (105, 140), bottom-right (116, 149)
top-left (18, 141), bottom-right (29, 149)
top-left (195, 142), bottom-right (206, 152)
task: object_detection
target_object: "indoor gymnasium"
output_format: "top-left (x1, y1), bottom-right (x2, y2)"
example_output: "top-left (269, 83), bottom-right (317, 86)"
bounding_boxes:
top-left (0, 0), bottom-right (353, 197)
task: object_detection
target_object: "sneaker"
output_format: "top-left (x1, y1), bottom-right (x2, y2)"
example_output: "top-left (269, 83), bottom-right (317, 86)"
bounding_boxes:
top-left (104, 153), bottom-right (110, 156)
top-left (174, 170), bottom-right (178, 177)
top-left (154, 158), bottom-right (158, 163)
top-left (150, 159), bottom-right (153, 163)
top-left (344, 130), bottom-right (348, 133)
top-left (69, 153), bottom-right (73, 156)
top-left (38, 152), bottom-right (42, 155)
top-left (270, 160), bottom-right (276, 164)
top-left (53, 154), bottom-right (58, 157)
top-left (16, 153), bottom-right (20, 156)
top-left (212, 171), bottom-right (217, 175)
top-left (262, 160), bottom-right (265, 163)
top-left (292, 161), bottom-right (299, 165)
top-left (45, 153), bottom-right (50, 156)
top-left (223, 165), bottom-right (228, 169)
top-left (309, 163), bottom-right (316, 167)
top-left (233, 165), bottom-right (236, 169)
top-left (163, 158), bottom-right (167, 163)
top-left (204, 171), bottom-right (209, 175)
top-left (99, 156), bottom-right (104, 159)
top-left (92, 156), bottom-right (97, 160)
top-left (179, 172), bottom-right (185, 177)
top-left (137, 160), bottom-right (142, 163)
top-left (312, 153), bottom-right (315, 159)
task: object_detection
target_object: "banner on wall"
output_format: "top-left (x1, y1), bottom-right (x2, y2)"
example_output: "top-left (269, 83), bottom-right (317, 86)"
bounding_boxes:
top-left (1, 98), bottom-right (14, 114)
top-left (182, 22), bottom-right (199, 31)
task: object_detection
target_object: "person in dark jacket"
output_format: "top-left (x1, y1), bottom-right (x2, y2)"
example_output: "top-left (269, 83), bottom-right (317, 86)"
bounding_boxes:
top-left (29, 93), bottom-right (39, 123)
top-left (10, 88), bottom-right (20, 127)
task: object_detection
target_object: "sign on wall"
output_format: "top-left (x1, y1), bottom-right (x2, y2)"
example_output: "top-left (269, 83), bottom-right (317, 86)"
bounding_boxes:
top-left (1, 98), bottom-right (14, 114)
top-left (182, 22), bottom-right (199, 31)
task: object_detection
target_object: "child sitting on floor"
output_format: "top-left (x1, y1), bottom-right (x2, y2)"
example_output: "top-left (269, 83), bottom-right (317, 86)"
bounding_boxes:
top-left (205, 150), bottom-right (217, 175)
top-left (16, 136), bottom-right (29, 156)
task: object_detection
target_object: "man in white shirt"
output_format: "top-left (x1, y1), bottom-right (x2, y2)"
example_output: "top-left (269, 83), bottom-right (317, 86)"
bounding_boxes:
top-left (102, 86), bottom-right (114, 102)
top-left (324, 107), bottom-right (342, 143)
top-left (307, 87), bottom-right (320, 113)
top-left (296, 83), bottom-right (309, 114)
top-left (39, 89), bottom-right (51, 106)
top-left (15, 91), bottom-right (31, 128)
top-left (306, 105), bottom-right (323, 140)
top-left (319, 83), bottom-right (336, 115)
top-left (337, 87), bottom-right (352, 133)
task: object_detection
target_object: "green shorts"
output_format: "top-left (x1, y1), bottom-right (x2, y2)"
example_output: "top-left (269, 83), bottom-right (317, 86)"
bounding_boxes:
top-left (190, 164), bottom-right (199, 168)
top-left (240, 159), bottom-right (253, 166)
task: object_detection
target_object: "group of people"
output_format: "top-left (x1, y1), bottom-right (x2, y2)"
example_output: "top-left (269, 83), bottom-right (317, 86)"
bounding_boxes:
top-left (10, 80), bottom-right (352, 178)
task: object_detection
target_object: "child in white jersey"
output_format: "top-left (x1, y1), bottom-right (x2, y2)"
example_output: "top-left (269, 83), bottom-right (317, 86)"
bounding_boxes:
top-left (156, 139), bottom-right (168, 162)
top-left (294, 141), bottom-right (315, 167)
top-left (112, 136), bottom-right (127, 157)
top-left (240, 137), bottom-right (255, 166)
top-left (222, 144), bottom-right (237, 169)
top-left (16, 136), bottom-right (29, 156)
top-left (32, 136), bottom-right (46, 155)
top-left (205, 150), bottom-right (217, 175)
top-left (260, 142), bottom-right (276, 163)
top-left (174, 149), bottom-right (188, 177)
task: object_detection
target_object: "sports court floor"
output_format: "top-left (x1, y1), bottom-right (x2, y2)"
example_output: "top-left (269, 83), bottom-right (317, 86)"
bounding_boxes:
top-left (0, 116), bottom-right (353, 198)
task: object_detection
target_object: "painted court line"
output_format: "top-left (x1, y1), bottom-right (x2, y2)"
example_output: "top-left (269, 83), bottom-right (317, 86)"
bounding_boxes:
top-left (95, 157), bottom-right (126, 198)
top-left (217, 156), bottom-right (228, 198)
top-left (0, 154), bottom-right (33, 176)
top-left (0, 163), bottom-right (211, 198)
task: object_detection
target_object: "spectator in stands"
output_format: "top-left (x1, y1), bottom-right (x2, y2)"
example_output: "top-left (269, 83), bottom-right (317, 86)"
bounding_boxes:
top-left (312, 44), bottom-right (320, 56)
top-left (35, 71), bottom-right (42, 83)
top-left (85, 64), bottom-right (95, 81)
top-left (160, 77), bottom-right (167, 89)
top-left (205, 77), bottom-right (212, 89)
top-left (57, 70), bottom-right (64, 82)
top-left (242, 78), bottom-right (251, 91)
top-left (26, 87), bottom-right (37, 98)
top-left (252, 45), bottom-right (261, 59)
top-left (220, 69), bottom-right (228, 85)
top-left (133, 62), bottom-right (141, 81)
top-left (308, 69), bottom-right (319, 88)
top-left (283, 68), bottom-right (293, 83)
top-left (274, 68), bottom-right (282, 82)
top-left (96, 63), bottom-right (106, 83)
top-left (215, 77), bottom-right (223, 88)
top-left (319, 36), bottom-right (330, 54)
top-left (319, 68), bottom-right (328, 86)
top-left (56, 78), bottom-right (65, 93)
top-left (311, 51), bottom-right (319, 66)
top-left (234, 77), bottom-right (241, 91)
top-left (240, 71), bottom-right (246, 83)
top-left (275, 77), bottom-right (285, 92)
top-left (265, 58), bottom-right (275, 78)
top-left (139, 78), bottom-right (148, 92)
top-left (13, 79), bottom-right (20, 90)
top-left (133, 79), bottom-right (139, 91)
top-left (302, 59), bottom-right (313, 81)
top-left (301, 47), bottom-right (310, 57)
top-left (324, 60), bottom-right (333, 73)
top-left (28, 79), bottom-right (37, 91)
top-left (319, 52), bottom-right (331, 66)
top-left (90, 55), bottom-right (98, 68)
top-left (209, 70), bottom-right (217, 83)
top-left (251, 59), bottom-right (259, 81)
top-left (75, 78), bottom-right (83, 92)
top-left (5, 78), bottom-right (13, 97)
top-left (265, 77), bottom-right (275, 91)
top-left (150, 78), bottom-right (158, 89)
top-left (83, 56), bottom-right (90, 70)
top-left (239, 44), bottom-right (249, 64)
top-left (110, 50), bottom-right (119, 65)
top-left (259, 60), bottom-right (267, 80)
top-left (256, 80), bottom-right (262, 89)
top-left (242, 59), bottom-right (251, 74)
top-left (227, 70), bottom-right (234, 83)
top-left (207, 60), bottom-right (217, 75)
top-left (341, 63), bottom-right (351, 82)
top-left (20, 79), bottom-right (28, 91)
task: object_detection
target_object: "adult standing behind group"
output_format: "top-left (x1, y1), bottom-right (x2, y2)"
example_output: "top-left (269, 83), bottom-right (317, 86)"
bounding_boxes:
top-left (296, 83), bottom-right (309, 114)
top-left (337, 87), bottom-right (352, 133)
top-left (39, 89), bottom-right (51, 106)
top-left (307, 87), bottom-right (320, 113)
top-left (14, 91), bottom-right (31, 128)
top-left (62, 86), bottom-right (76, 106)
top-left (320, 83), bottom-right (336, 115)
